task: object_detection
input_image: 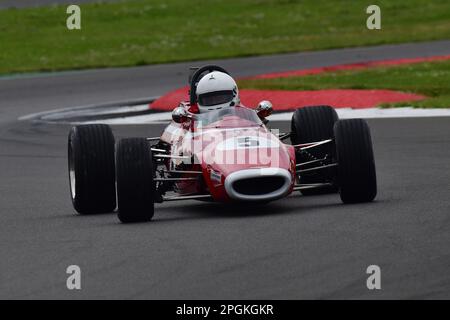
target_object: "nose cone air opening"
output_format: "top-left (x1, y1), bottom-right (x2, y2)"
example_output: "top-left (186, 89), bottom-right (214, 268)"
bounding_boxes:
top-left (224, 168), bottom-right (292, 201)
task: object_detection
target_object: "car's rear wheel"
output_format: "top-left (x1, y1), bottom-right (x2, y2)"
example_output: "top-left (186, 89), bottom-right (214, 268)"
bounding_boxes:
top-left (68, 124), bottom-right (116, 214)
top-left (334, 119), bottom-right (377, 203)
top-left (291, 105), bottom-right (339, 195)
top-left (116, 138), bottom-right (155, 223)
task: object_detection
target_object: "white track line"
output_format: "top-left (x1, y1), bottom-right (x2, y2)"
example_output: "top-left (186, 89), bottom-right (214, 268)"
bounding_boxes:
top-left (336, 107), bottom-right (450, 119)
top-left (18, 98), bottom-right (158, 121)
top-left (78, 107), bottom-right (450, 125)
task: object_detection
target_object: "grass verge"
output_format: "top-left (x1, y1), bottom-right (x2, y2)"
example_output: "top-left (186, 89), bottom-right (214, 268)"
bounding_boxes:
top-left (0, 0), bottom-right (450, 74)
top-left (238, 60), bottom-right (450, 108)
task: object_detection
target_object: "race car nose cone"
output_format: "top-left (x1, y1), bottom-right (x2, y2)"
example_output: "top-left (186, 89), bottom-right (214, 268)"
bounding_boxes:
top-left (224, 168), bottom-right (292, 202)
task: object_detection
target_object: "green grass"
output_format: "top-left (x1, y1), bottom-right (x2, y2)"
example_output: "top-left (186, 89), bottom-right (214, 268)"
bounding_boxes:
top-left (238, 60), bottom-right (450, 108)
top-left (0, 0), bottom-right (449, 75)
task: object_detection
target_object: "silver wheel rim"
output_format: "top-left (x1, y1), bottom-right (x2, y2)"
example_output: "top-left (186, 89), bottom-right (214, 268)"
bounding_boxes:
top-left (69, 145), bottom-right (76, 200)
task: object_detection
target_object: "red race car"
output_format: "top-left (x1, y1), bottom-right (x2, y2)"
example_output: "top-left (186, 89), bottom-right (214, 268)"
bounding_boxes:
top-left (68, 65), bottom-right (377, 223)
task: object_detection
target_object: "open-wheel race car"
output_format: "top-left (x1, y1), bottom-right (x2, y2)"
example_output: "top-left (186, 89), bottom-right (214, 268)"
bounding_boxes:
top-left (68, 65), bottom-right (377, 223)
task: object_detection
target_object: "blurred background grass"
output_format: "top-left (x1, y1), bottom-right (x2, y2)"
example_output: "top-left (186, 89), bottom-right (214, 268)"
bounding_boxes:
top-left (0, 0), bottom-right (449, 75)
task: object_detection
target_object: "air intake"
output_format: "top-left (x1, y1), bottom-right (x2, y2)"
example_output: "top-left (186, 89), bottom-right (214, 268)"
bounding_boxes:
top-left (224, 168), bottom-right (292, 201)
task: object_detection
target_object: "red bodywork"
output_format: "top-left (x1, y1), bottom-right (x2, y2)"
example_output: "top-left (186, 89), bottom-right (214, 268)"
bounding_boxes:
top-left (160, 103), bottom-right (296, 202)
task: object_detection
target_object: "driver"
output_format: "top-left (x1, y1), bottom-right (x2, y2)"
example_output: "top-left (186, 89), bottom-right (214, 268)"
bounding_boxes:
top-left (195, 71), bottom-right (240, 113)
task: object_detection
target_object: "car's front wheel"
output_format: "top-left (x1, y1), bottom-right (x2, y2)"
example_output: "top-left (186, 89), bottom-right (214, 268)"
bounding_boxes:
top-left (334, 119), bottom-right (377, 203)
top-left (68, 124), bottom-right (116, 214)
top-left (116, 138), bottom-right (155, 223)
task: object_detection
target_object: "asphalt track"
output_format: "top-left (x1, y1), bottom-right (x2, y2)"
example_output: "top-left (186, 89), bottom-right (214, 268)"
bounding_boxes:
top-left (1, 41), bottom-right (450, 299)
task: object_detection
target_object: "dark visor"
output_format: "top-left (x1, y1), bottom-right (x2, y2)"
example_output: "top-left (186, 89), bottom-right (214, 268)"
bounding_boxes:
top-left (198, 90), bottom-right (234, 106)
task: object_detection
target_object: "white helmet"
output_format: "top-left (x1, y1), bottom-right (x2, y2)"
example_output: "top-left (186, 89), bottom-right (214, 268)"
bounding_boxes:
top-left (196, 71), bottom-right (240, 113)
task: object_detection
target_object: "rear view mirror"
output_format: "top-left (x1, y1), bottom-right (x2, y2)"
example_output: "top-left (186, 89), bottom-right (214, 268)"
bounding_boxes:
top-left (172, 107), bottom-right (191, 123)
top-left (256, 100), bottom-right (273, 119)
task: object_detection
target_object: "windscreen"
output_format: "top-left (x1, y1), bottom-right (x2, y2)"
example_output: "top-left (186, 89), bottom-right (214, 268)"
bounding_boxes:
top-left (194, 106), bottom-right (262, 129)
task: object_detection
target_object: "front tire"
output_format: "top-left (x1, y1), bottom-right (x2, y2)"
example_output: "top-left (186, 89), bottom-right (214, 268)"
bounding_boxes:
top-left (334, 119), bottom-right (377, 203)
top-left (291, 105), bottom-right (339, 195)
top-left (68, 124), bottom-right (116, 214)
top-left (116, 138), bottom-right (155, 223)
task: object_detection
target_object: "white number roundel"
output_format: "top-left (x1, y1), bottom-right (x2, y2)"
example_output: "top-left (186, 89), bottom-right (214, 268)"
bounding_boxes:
top-left (216, 136), bottom-right (279, 151)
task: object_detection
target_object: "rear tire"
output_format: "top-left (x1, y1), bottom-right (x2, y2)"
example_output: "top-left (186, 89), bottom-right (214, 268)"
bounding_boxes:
top-left (291, 105), bottom-right (338, 195)
top-left (68, 124), bottom-right (116, 214)
top-left (334, 119), bottom-right (377, 203)
top-left (116, 138), bottom-right (155, 223)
